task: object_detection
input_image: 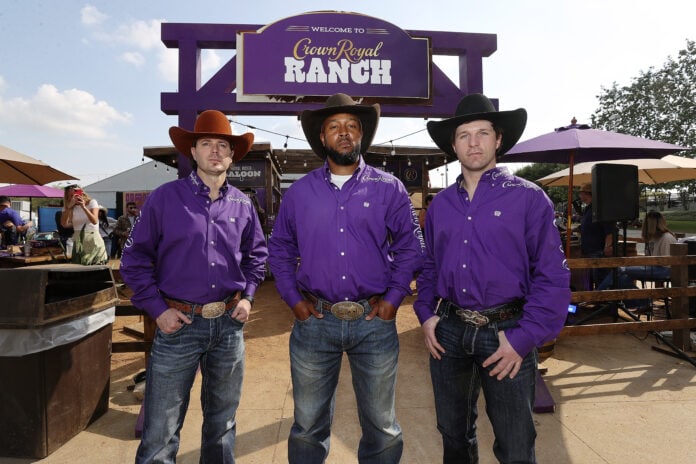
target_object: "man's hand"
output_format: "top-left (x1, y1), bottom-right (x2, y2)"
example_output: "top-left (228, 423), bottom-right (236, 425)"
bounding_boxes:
top-left (230, 298), bottom-right (251, 323)
top-left (292, 299), bottom-right (323, 321)
top-left (365, 299), bottom-right (396, 320)
top-left (422, 315), bottom-right (445, 360)
top-left (156, 307), bottom-right (192, 334)
top-left (482, 331), bottom-right (523, 380)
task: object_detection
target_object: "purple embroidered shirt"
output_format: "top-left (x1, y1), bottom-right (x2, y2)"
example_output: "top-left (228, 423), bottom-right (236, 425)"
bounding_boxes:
top-left (268, 158), bottom-right (424, 309)
top-left (120, 171), bottom-right (268, 320)
top-left (414, 167), bottom-right (570, 356)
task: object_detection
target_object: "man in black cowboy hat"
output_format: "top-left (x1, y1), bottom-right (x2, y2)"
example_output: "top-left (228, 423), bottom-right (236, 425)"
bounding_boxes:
top-left (414, 94), bottom-right (570, 463)
top-left (268, 93), bottom-right (424, 463)
top-left (121, 110), bottom-right (268, 463)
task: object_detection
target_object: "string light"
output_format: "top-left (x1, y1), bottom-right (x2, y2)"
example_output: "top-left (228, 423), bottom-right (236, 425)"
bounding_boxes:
top-left (382, 156), bottom-right (387, 167)
top-left (283, 136), bottom-right (288, 152)
top-left (390, 141), bottom-right (396, 157)
top-left (407, 157), bottom-right (412, 166)
top-left (303, 160), bottom-right (307, 168)
top-left (425, 157), bottom-right (430, 166)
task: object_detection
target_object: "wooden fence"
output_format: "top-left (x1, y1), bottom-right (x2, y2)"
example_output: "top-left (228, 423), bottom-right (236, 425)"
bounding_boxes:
top-left (562, 242), bottom-right (696, 353)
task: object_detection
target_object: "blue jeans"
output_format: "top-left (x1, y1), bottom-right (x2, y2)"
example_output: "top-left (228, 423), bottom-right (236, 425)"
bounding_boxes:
top-left (430, 305), bottom-right (538, 464)
top-left (135, 309), bottom-right (245, 464)
top-left (288, 303), bottom-right (403, 464)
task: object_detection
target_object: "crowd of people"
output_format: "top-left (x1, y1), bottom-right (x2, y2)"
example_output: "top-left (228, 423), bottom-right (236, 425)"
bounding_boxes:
top-left (6, 92), bottom-right (681, 463)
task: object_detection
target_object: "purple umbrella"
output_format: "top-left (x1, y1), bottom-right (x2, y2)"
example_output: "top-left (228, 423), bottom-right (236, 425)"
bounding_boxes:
top-left (0, 184), bottom-right (65, 221)
top-left (500, 121), bottom-right (689, 255)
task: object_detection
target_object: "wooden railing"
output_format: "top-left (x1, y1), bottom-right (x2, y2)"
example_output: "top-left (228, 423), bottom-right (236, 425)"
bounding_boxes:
top-left (562, 243), bottom-right (696, 352)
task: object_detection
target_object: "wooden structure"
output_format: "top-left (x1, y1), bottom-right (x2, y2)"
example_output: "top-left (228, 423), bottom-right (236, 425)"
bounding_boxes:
top-left (563, 243), bottom-right (696, 356)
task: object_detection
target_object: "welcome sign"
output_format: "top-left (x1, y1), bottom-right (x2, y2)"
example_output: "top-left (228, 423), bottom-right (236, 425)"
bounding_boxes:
top-left (236, 11), bottom-right (431, 102)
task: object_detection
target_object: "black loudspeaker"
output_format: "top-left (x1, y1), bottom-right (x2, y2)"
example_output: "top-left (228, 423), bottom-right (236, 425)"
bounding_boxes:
top-left (591, 163), bottom-right (639, 222)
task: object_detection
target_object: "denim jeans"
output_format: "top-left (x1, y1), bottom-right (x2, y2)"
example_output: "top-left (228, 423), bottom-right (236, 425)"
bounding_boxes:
top-left (430, 305), bottom-right (538, 464)
top-left (135, 309), bottom-right (245, 464)
top-left (288, 303), bottom-right (403, 464)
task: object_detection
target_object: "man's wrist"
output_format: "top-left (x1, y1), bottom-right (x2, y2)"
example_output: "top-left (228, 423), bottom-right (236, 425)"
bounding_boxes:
top-left (241, 294), bottom-right (254, 307)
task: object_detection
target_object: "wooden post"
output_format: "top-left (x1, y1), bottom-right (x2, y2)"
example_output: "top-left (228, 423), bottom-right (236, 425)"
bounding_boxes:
top-left (670, 243), bottom-right (691, 351)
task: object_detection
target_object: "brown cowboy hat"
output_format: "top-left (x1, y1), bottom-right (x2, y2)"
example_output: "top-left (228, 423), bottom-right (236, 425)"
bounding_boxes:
top-left (300, 93), bottom-right (380, 159)
top-left (169, 110), bottom-right (254, 162)
top-left (427, 93), bottom-right (527, 160)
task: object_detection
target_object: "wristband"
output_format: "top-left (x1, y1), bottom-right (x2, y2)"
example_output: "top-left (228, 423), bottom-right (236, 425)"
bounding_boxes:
top-left (241, 294), bottom-right (255, 307)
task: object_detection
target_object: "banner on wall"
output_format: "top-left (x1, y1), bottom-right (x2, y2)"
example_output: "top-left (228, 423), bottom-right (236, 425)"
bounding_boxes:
top-left (237, 11), bottom-right (431, 102)
top-left (120, 191), bottom-right (150, 214)
top-left (228, 160), bottom-right (267, 187)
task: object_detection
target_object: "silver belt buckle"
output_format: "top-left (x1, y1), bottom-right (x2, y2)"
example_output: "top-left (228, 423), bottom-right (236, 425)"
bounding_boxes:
top-left (201, 301), bottom-right (226, 319)
top-left (330, 301), bottom-right (364, 321)
top-left (456, 309), bottom-right (489, 327)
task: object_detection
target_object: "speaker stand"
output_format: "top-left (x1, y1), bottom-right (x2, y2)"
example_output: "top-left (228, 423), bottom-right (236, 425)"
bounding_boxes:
top-left (570, 223), bottom-right (625, 326)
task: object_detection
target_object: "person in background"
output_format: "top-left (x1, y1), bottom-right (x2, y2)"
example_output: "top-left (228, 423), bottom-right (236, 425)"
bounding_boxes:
top-left (415, 93), bottom-right (570, 463)
top-left (54, 209), bottom-right (74, 251)
top-left (60, 186), bottom-right (107, 265)
top-left (98, 207), bottom-right (117, 258)
top-left (120, 110), bottom-right (267, 463)
top-left (268, 93), bottom-right (424, 464)
top-left (596, 210), bottom-right (677, 309)
top-left (0, 195), bottom-right (33, 246)
top-left (112, 201), bottom-right (138, 258)
top-left (418, 193), bottom-right (434, 234)
top-left (578, 182), bottom-right (616, 288)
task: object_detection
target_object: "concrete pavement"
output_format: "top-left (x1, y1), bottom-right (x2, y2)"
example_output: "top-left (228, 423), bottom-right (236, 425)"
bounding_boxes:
top-left (3, 281), bottom-right (696, 464)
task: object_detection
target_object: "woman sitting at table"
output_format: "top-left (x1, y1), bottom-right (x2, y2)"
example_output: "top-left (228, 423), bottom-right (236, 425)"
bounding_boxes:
top-left (597, 210), bottom-right (676, 308)
top-left (60, 185), bottom-right (108, 265)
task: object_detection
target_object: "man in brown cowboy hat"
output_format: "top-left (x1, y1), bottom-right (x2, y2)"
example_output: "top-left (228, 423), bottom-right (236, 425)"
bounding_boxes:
top-left (120, 110), bottom-right (268, 463)
top-left (268, 93), bottom-right (424, 463)
top-left (414, 94), bottom-right (570, 463)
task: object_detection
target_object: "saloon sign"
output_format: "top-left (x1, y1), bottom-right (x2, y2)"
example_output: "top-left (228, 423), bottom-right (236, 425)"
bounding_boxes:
top-left (236, 11), bottom-right (430, 101)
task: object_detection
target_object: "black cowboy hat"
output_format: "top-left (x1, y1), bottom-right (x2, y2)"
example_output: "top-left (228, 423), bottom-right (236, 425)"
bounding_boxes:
top-left (427, 93), bottom-right (527, 160)
top-left (169, 110), bottom-right (254, 162)
top-left (300, 93), bottom-right (380, 159)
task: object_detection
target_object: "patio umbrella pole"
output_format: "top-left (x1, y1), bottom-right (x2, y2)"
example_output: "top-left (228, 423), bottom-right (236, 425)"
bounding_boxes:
top-left (565, 150), bottom-right (575, 257)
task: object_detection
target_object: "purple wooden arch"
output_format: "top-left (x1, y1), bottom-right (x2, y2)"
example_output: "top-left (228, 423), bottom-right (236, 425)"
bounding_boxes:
top-left (160, 20), bottom-right (497, 175)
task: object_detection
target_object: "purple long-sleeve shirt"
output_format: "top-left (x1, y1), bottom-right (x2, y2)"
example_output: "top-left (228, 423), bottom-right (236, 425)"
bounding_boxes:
top-left (414, 167), bottom-right (570, 357)
top-left (120, 171), bottom-right (268, 320)
top-left (268, 158), bottom-right (424, 310)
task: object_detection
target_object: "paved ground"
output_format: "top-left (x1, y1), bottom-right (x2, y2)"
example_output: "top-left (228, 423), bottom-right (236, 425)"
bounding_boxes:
top-left (3, 281), bottom-right (696, 464)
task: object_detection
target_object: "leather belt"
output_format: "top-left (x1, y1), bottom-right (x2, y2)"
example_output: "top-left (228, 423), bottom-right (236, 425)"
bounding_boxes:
top-left (303, 292), bottom-right (381, 321)
top-left (439, 299), bottom-right (523, 328)
top-left (164, 291), bottom-right (241, 319)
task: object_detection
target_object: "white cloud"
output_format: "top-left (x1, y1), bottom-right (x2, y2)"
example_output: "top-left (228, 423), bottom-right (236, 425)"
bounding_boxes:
top-left (0, 84), bottom-right (131, 140)
top-left (107, 19), bottom-right (163, 51)
top-left (120, 51), bottom-right (146, 67)
top-left (80, 4), bottom-right (108, 26)
top-left (157, 48), bottom-right (178, 83)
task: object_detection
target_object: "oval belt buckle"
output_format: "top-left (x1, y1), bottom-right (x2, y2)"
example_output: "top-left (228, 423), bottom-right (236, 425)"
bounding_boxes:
top-left (330, 301), bottom-right (364, 321)
top-left (201, 301), bottom-right (226, 319)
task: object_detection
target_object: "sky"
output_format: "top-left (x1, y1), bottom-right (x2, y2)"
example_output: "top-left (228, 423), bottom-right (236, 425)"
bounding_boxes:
top-left (0, 0), bottom-right (694, 187)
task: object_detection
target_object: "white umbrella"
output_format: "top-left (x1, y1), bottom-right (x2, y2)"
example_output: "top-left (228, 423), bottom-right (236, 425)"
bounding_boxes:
top-left (536, 155), bottom-right (696, 187)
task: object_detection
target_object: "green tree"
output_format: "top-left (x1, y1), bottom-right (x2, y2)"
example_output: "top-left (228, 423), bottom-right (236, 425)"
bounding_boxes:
top-left (512, 162), bottom-right (568, 204)
top-left (591, 39), bottom-right (696, 209)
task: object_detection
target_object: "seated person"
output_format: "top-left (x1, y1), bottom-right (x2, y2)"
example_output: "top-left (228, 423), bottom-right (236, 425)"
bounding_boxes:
top-left (597, 210), bottom-right (676, 308)
top-left (0, 195), bottom-right (33, 246)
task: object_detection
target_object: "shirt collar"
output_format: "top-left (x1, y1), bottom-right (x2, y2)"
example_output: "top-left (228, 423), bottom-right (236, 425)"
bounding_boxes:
top-left (322, 156), bottom-right (365, 180)
top-left (186, 170), bottom-right (229, 196)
